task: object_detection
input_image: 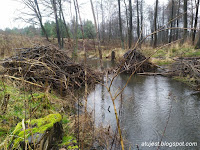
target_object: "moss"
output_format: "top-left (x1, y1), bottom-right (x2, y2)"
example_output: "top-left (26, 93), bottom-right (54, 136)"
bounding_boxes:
top-left (0, 75), bottom-right (75, 149)
top-left (61, 135), bottom-right (78, 149)
top-left (0, 128), bottom-right (8, 136)
top-left (5, 113), bottom-right (62, 149)
top-left (0, 81), bottom-right (63, 142)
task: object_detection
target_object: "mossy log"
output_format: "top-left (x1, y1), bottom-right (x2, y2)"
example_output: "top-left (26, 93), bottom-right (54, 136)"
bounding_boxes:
top-left (0, 114), bottom-right (63, 150)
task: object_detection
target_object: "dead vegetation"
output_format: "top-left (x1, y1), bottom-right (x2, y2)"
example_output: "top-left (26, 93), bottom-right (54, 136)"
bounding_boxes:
top-left (1, 45), bottom-right (101, 92)
top-left (67, 113), bottom-right (121, 150)
top-left (0, 34), bottom-right (50, 59)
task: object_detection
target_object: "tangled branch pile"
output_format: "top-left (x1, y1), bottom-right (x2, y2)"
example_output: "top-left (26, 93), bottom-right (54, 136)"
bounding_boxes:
top-left (1, 45), bottom-right (100, 91)
top-left (171, 57), bottom-right (200, 86)
top-left (122, 50), bottom-right (157, 73)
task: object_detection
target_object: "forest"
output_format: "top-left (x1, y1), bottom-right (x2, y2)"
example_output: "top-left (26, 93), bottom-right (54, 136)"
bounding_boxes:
top-left (0, 0), bottom-right (200, 150)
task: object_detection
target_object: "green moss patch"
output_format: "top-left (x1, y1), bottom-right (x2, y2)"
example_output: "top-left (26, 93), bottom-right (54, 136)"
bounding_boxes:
top-left (3, 113), bottom-right (62, 149)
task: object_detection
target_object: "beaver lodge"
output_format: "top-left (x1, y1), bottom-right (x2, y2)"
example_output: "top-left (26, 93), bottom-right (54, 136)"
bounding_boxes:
top-left (121, 49), bottom-right (157, 74)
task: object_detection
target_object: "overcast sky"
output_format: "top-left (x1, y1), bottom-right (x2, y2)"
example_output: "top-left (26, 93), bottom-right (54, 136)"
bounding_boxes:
top-left (0, 0), bottom-right (167, 30)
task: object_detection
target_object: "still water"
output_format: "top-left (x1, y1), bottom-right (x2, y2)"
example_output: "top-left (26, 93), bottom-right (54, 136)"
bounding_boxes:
top-left (86, 61), bottom-right (200, 150)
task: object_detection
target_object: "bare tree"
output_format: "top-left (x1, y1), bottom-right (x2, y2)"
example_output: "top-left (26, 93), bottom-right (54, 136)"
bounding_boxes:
top-left (140, 0), bottom-right (143, 40)
top-left (19, 0), bottom-right (49, 41)
top-left (162, 4), bottom-right (166, 43)
top-left (118, 0), bottom-right (124, 49)
top-left (90, 0), bottom-right (103, 68)
top-left (128, 0), bottom-right (132, 48)
top-left (176, 0), bottom-right (181, 40)
top-left (72, 0), bottom-right (78, 57)
top-left (183, 0), bottom-right (187, 42)
top-left (190, 0), bottom-right (194, 37)
top-left (123, 0), bottom-right (129, 48)
top-left (136, 0), bottom-right (140, 40)
top-left (169, 0), bottom-right (174, 43)
top-left (100, 0), bottom-right (105, 42)
top-left (192, 0), bottom-right (200, 44)
top-left (51, 0), bottom-right (62, 48)
top-left (58, 0), bottom-right (70, 40)
top-left (153, 0), bottom-right (159, 48)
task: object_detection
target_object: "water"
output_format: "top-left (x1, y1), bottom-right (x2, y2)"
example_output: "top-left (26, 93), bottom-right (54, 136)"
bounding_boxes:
top-left (86, 61), bottom-right (200, 150)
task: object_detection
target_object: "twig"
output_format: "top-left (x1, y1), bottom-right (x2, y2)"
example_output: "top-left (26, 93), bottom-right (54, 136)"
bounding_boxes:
top-left (157, 93), bottom-right (173, 150)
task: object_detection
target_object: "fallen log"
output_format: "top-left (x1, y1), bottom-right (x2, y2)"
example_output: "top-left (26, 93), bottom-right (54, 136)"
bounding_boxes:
top-left (1, 114), bottom-right (63, 150)
top-left (137, 72), bottom-right (171, 76)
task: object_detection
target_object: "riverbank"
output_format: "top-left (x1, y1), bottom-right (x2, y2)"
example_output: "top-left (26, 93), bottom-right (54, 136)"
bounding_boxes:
top-left (0, 77), bottom-right (116, 149)
top-left (0, 79), bottom-right (79, 149)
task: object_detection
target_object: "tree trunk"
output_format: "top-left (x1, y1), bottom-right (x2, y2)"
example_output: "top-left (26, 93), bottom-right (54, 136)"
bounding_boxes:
top-left (58, 0), bottom-right (64, 48)
top-left (193, 0), bottom-right (199, 44)
top-left (153, 0), bottom-right (158, 48)
top-left (72, 0), bottom-right (78, 58)
top-left (58, 0), bottom-right (70, 40)
top-left (123, 0), bottom-right (129, 48)
top-left (162, 4), bottom-right (165, 43)
top-left (90, 0), bottom-right (103, 68)
top-left (34, 0), bottom-right (49, 41)
top-left (169, 0), bottom-right (174, 43)
top-left (100, 0), bottom-right (105, 43)
top-left (52, 0), bottom-right (62, 48)
top-left (109, 19), bottom-right (112, 41)
top-left (136, 0), bottom-right (140, 40)
top-left (191, 0), bottom-right (194, 37)
top-left (140, 0), bottom-right (143, 40)
top-left (183, 0), bottom-right (188, 42)
top-left (176, 0), bottom-right (180, 40)
top-left (118, 0), bottom-right (124, 49)
top-left (128, 0), bottom-right (132, 48)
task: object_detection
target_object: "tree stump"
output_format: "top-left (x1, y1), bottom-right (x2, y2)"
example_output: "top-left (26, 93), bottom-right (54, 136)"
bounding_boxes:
top-left (111, 50), bottom-right (115, 61)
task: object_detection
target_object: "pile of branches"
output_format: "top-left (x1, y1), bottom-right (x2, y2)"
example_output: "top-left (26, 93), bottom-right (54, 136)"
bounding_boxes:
top-left (121, 49), bottom-right (157, 73)
top-left (171, 57), bottom-right (200, 85)
top-left (1, 45), bottom-right (100, 91)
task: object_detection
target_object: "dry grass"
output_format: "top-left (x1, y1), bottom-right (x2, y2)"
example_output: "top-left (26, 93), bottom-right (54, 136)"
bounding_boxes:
top-left (0, 33), bottom-right (51, 59)
top-left (68, 113), bottom-right (119, 149)
top-left (139, 40), bottom-right (200, 66)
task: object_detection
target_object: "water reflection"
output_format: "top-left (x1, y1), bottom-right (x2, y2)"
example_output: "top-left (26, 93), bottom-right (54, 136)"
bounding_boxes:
top-left (87, 74), bottom-right (200, 150)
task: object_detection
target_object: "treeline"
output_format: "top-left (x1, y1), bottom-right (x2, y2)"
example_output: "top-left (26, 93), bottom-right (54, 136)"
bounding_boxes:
top-left (4, 20), bottom-right (96, 39)
top-left (10, 0), bottom-right (200, 49)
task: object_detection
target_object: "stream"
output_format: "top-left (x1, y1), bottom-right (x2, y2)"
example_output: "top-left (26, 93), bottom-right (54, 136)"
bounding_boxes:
top-left (86, 60), bottom-right (200, 150)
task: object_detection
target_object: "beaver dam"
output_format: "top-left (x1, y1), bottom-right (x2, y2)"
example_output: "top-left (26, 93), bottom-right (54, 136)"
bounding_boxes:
top-left (1, 45), bottom-right (101, 91)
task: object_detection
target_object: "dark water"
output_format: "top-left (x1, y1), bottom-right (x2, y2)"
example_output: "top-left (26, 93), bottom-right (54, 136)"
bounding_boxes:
top-left (86, 61), bottom-right (200, 150)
